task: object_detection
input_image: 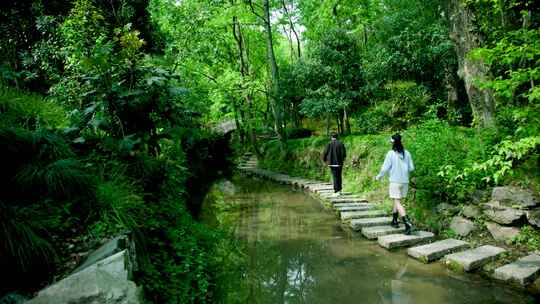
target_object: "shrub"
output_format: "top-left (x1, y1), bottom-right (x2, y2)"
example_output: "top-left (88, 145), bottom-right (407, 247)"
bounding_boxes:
top-left (90, 179), bottom-right (144, 239)
top-left (357, 81), bottom-right (431, 133)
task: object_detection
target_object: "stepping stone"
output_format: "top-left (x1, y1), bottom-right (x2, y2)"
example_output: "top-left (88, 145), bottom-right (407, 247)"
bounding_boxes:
top-left (307, 184), bottom-right (334, 191)
top-left (329, 197), bottom-right (368, 204)
top-left (333, 202), bottom-right (370, 208)
top-left (408, 239), bottom-right (470, 263)
top-left (292, 180), bottom-right (312, 187)
top-left (316, 189), bottom-right (337, 194)
top-left (378, 231), bottom-right (435, 249)
top-left (335, 205), bottom-right (373, 212)
top-left (340, 210), bottom-right (386, 221)
top-left (445, 245), bottom-right (506, 272)
top-left (350, 217), bottom-right (392, 230)
top-left (493, 254), bottom-right (540, 285)
top-left (320, 192), bottom-right (354, 199)
top-left (361, 225), bottom-right (405, 239)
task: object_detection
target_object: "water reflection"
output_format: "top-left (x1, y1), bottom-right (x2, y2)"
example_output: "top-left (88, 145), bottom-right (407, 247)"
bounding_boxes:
top-left (204, 177), bottom-right (535, 304)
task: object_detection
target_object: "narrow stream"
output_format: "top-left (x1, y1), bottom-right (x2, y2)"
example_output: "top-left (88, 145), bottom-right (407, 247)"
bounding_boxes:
top-left (202, 176), bottom-right (536, 304)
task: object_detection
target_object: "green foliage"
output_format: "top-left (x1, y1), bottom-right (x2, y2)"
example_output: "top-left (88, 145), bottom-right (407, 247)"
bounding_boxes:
top-left (356, 81), bottom-right (432, 133)
top-left (406, 120), bottom-right (485, 205)
top-left (511, 225), bottom-right (540, 250)
top-left (440, 136), bottom-right (540, 199)
top-left (470, 28), bottom-right (540, 105)
top-left (363, 1), bottom-right (457, 92)
top-left (441, 228), bottom-right (458, 239)
top-left (299, 28), bottom-right (364, 121)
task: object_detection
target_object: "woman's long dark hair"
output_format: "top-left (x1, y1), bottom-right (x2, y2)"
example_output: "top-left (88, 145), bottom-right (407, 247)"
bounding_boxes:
top-left (392, 133), bottom-right (404, 156)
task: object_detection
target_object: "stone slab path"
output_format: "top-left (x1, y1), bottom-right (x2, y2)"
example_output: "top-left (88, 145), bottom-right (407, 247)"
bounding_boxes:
top-left (237, 154), bottom-right (540, 288)
top-left (444, 245), bottom-right (506, 272)
top-left (378, 231), bottom-right (435, 249)
top-left (408, 239), bottom-right (470, 263)
top-left (493, 254), bottom-right (540, 285)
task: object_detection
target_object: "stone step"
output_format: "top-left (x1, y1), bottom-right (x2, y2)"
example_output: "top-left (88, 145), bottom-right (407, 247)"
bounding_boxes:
top-left (320, 192), bottom-right (354, 198)
top-left (378, 231), bottom-right (435, 249)
top-left (340, 210), bottom-right (386, 221)
top-left (276, 178), bottom-right (295, 184)
top-left (350, 217), bottom-right (392, 230)
top-left (307, 184), bottom-right (334, 191)
top-left (445, 245), bottom-right (506, 272)
top-left (292, 180), bottom-right (307, 186)
top-left (408, 239), bottom-right (470, 263)
top-left (328, 197), bottom-right (368, 204)
top-left (335, 205), bottom-right (374, 213)
top-left (315, 189), bottom-right (337, 194)
top-left (361, 225), bottom-right (406, 239)
top-left (333, 202), bottom-right (370, 208)
top-left (279, 178), bottom-right (297, 185)
top-left (493, 254), bottom-right (540, 285)
top-left (292, 179), bottom-right (313, 187)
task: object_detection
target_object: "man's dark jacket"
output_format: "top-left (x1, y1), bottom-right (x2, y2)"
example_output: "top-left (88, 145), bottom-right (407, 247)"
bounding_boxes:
top-left (323, 139), bottom-right (346, 166)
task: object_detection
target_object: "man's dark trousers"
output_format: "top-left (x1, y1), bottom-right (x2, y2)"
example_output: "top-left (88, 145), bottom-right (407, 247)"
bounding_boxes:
top-left (330, 166), bottom-right (342, 192)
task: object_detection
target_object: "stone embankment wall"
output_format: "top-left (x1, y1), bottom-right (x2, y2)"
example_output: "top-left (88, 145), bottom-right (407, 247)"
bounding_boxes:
top-left (449, 187), bottom-right (540, 241)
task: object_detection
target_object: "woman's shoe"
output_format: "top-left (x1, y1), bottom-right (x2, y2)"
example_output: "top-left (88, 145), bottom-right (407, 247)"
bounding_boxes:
top-left (391, 212), bottom-right (399, 228)
top-left (402, 215), bottom-right (415, 235)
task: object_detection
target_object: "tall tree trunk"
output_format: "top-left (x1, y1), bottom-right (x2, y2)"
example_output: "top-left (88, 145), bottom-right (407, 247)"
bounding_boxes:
top-left (447, 0), bottom-right (496, 128)
top-left (282, 24), bottom-right (295, 62)
top-left (344, 108), bottom-right (351, 134)
top-left (281, 0), bottom-right (301, 58)
top-left (232, 14), bottom-right (262, 156)
top-left (231, 97), bottom-right (245, 143)
top-left (326, 113), bottom-right (331, 136)
top-left (262, 0), bottom-right (286, 146)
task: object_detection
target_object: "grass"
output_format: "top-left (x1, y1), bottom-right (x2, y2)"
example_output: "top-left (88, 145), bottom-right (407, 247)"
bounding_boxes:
top-left (0, 85), bottom-right (67, 129)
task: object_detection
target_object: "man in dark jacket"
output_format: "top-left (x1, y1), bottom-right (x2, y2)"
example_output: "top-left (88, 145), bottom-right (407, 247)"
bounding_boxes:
top-left (323, 132), bottom-right (346, 196)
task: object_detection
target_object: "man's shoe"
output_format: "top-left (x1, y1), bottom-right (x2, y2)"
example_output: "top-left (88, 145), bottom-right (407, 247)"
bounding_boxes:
top-left (331, 192), bottom-right (340, 197)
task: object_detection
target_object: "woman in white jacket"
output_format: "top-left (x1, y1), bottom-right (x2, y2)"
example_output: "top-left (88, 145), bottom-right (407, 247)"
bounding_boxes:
top-left (375, 133), bottom-right (415, 235)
